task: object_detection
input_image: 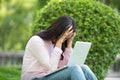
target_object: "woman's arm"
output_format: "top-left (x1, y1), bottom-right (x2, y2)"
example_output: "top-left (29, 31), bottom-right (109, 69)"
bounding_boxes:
top-left (58, 48), bottom-right (72, 68)
top-left (28, 36), bottom-right (63, 71)
top-left (58, 33), bottom-right (76, 68)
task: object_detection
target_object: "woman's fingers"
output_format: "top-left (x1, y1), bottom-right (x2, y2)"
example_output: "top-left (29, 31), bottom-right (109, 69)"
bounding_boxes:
top-left (64, 30), bottom-right (73, 37)
top-left (67, 26), bottom-right (72, 32)
top-left (57, 26), bottom-right (73, 43)
top-left (68, 26), bottom-right (72, 31)
top-left (69, 29), bottom-right (73, 34)
top-left (65, 26), bottom-right (73, 35)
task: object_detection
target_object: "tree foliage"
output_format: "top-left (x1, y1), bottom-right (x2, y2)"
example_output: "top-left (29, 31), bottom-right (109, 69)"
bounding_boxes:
top-left (0, 0), bottom-right (50, 51)
top-left (96, 0), bottom-right (120, 14)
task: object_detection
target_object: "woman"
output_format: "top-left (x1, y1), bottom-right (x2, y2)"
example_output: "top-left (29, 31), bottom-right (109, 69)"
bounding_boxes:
top-left (21, 16), bottom-right (98, 80)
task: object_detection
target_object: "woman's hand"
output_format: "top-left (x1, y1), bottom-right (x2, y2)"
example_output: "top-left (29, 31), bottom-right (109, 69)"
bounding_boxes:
top-left (67, 32), bottom-right (76, 48)
top-left (55, 26), bottom-right (73, 48)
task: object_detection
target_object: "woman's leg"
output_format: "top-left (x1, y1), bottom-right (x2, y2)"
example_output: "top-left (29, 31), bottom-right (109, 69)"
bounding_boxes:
top-left (81, 65), bottom-right (98, 80)
top-left (70, 65), bottom-right (86, 80)
top-left (33, 65), bottom-right (86, 80)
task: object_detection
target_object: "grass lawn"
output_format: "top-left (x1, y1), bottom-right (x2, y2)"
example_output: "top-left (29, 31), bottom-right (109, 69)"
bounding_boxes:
top-left (0, 65), bottom-right (21, 80)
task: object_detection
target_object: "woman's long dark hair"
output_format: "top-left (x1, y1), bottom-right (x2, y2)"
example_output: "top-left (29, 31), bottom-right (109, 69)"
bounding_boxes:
top-left (36, 16), bottom-right (77, 60)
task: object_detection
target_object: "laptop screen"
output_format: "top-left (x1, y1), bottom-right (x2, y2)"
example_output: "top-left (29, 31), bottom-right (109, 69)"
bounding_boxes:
top-left (68, 41), bottom-right (91, 66)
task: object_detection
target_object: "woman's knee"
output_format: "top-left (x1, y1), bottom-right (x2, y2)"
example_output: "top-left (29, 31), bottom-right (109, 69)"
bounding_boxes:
top-left (81, 65), bottom-right (98, 80)
top-left (69, 64), bottom-right (92, 74)
top-left (70, 64), bottom-right (80, 69)
top-left (81, 64), bottom-right (91, 71)
top-left (70, 64), bottom-right (90, 70)
top-left (69, 65), bottom-right (83, 72)
top-left (81, 64), bottom-right (95, 75)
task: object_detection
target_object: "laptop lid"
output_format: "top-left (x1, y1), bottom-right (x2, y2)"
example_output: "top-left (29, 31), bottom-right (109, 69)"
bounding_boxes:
top-left (68, 41), bottom-right (91, 66)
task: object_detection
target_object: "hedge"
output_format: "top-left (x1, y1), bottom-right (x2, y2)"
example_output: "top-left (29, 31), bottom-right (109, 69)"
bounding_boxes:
top-left (32, 0), bottom-right (120, 79)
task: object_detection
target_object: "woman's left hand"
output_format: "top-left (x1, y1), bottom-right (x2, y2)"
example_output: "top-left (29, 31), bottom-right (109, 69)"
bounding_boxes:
top-left (67, 32), bottom-right (76, 48)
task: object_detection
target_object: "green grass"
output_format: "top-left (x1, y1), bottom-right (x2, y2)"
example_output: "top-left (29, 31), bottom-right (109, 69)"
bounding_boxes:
top-left (0, 66), bottom-right (21, 80)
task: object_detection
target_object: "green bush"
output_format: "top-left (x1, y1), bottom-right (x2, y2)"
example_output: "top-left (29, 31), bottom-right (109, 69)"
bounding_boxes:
top-left (32, 0), bottom-right (120, 79)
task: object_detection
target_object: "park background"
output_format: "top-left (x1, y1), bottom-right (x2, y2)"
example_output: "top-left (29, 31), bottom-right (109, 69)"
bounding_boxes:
top-left (0, 0), bottom-right (120, 80)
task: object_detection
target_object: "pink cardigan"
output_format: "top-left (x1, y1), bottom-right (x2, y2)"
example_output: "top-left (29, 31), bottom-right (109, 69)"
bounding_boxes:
top-left (21, 35), bottom-right (72, 80)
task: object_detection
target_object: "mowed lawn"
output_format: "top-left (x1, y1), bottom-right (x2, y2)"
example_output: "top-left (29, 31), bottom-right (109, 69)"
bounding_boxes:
top-left (0, 66), bottom-right (21, 80)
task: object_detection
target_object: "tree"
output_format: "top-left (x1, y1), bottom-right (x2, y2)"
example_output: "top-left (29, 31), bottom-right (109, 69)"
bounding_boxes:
top-left (96, 0), bottom-right (120, 14)
top-left (0, 0), bottom-right (50, 51)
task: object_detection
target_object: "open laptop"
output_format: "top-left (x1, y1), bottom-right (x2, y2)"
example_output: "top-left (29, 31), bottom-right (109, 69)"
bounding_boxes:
top-left (68, 41), bottom-right (91, 66)
top-left (44, 41), bottom-right (92, 77)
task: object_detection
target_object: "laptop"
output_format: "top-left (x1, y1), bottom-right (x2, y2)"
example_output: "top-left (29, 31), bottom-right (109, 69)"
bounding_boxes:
top-left (68, 41), bottom-right (91, 66)
top-left (44, 41), bottom-right (92, 77)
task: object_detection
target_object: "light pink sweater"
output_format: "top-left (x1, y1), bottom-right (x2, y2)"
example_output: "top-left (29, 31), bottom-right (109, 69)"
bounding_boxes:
top-left (21, 35), bottom-right (72, 80)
